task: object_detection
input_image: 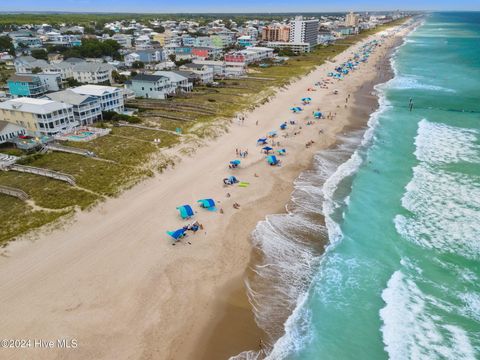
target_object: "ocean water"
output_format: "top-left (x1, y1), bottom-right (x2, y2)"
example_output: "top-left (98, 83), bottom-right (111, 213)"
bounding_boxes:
top-left (247, 12), bottom-right (480, 360)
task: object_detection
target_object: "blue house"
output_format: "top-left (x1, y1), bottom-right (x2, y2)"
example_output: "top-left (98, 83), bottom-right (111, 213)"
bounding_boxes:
top-left (7, 74), bottom-right (47, 98)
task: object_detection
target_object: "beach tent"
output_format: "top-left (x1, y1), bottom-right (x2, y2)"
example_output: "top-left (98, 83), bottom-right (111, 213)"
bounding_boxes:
top-left (301, 97), bottom-right (312, 103)
top-left (290, 107), bottom-right (303, 113)
top-left (176, 205), bottom-right (194, 219)
top-left (167, 228), bottom-right (186, 240)
top-left (280, 123), bottom-right (287, 130)
top-left (197, 198), bottom-right (216, 211)
top-left (257, 138), bottom-right (268, 145)
top-left (262, 146), bottom-right (273, 153)
top-left (314, 111), bottom-right (322, 119)
top-left (228, 176), bottom-right (239, 184)
top-left (268, 131), bottom-right (277, 137)
top-left (276, 149), bottom-right (286, 155)
top-left (267, 155), bottom-right (279, 166)
top-left (230, 159), bottom-right (241, 168)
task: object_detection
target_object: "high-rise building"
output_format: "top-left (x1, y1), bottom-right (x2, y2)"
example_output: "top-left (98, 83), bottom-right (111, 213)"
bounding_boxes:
top-left (261, 24), bottom-right (291, 42)
top-left (289, 16), bottom-right (319, 46)
top-left (345, 12), bottom-right (360, 27)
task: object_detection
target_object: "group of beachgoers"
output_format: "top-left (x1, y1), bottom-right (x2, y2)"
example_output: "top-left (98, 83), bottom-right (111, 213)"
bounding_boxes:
top-left (167, 37), bottom-right (384, 245)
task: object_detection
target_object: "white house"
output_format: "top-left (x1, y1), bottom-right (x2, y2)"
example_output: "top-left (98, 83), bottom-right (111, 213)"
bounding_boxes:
top-left (153, 71), bottom-right (193, 93)
top-left (71, 63), bottom-right (114, 84)
top-left (192, 60), bottom-right (247, 78)
top-left (71, 85), bottom-right (124, 113)
top-left (178, 63), bottom-right (214, 84)
top-left (124, 53), bottom-right (141, 67)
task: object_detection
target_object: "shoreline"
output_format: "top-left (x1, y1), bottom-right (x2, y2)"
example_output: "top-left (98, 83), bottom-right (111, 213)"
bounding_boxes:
top-left (193, 33), bottom-right (403, 360)
top-left (0, 22), bottom-right (414, 360)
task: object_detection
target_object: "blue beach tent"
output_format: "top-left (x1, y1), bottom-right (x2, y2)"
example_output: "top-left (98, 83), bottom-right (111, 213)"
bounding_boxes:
top-left (197, 198), bottom-right (216, 211)
top-left (314, 111), bottom-right (322, 119)
top-left (228, 176), bottom-right (239, 183)
top-left (257, 137), bottom-right (268, 145)
top-left (230, 159), bottom-right (241, 165)
top-left (280, 123), bottom-right (287, 130)
top-left (167, 228), bottom-right (186, 240)
top-left (267, 155), bottom-right (279, 165)
top-left (176, 205), bottom-right (194, 219)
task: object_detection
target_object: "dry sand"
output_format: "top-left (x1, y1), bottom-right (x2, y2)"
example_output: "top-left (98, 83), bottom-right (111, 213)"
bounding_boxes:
top-left (0, 22), bottom-right (413, 360)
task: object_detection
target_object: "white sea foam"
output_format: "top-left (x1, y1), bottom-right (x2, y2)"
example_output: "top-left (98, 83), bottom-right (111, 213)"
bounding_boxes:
top-left (415, 119), bottom-right (480, 164)
top-left (395, 164), bottom-right (480, 259)
top-left (380, 271), bottom-right (477, 360)
top-left (386, 75), bottom-right (456, 92)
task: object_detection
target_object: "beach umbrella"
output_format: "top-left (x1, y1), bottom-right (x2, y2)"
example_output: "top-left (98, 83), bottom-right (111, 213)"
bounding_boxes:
top-left (197, 198), bottom-right (216, 211)
top-left (230, 160), bottom-right (241, 165)
top-left (301, 97), bottom-right (312, 102)
top-left (267, 155), bottom-right (279, 165)
top-left (262, 146), bottom-right (273, 153)
top-left (167, 228), bottom-right (186, 240)
top-left (280, 123), bottom-right (287, 130)
top-left (257, 137), bottom-right (268, 144)
top-left (176, 205), bottom-right (194, 219)
top-left (314, 111), bottom-right (322, 119)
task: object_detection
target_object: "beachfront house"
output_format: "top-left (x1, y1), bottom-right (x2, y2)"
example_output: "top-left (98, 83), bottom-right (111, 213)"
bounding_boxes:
top-left (153, 71), bottom-right (193, 93)
top-left (191, 60), bottom-right (247, 78)
top-left (0, 97), bottom-right (77, 136)
top-left (70, 85), bottom-right (125, 113)
top-left (178, 63), bottom-right (214, 84)
top-left (0, 120), bottom-right (27, 144)
top-left (125, 74), bottom-right (173, 99)
top-left (45, 90), bottom-right (103, 125)
top-left (71, 63), bottom-right (114, 84)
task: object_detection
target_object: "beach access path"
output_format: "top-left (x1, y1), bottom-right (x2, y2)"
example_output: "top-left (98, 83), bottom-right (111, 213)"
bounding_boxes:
top-left (0, 22), bottom-right (412, 360)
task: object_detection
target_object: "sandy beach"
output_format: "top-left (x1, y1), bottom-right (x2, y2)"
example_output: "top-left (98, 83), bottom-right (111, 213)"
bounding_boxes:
top-left (0, 21), bottom-right (413, 360)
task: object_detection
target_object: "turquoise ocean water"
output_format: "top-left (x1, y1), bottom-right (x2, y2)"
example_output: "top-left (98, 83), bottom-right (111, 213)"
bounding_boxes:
top-left (244, 12), bottom-right (480, 360)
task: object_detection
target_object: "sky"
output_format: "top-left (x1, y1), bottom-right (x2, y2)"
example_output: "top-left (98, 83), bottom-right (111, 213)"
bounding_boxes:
top-left (1, 0), bottom-right (479, 13)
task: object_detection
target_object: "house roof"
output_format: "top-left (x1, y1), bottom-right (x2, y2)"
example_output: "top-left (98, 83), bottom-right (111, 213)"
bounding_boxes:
top-left (73, 62), bottom-right (114, 73)
top-left (8, 74), bottom-right (38, 83)
top-left (63, 57), bottom-right (86, 64)
top-left (44, 90), bottom-right (95, 106)
top-left (132, 74), bottom-right (166, 82)
top-left (153, 71), bottom-right (188, 82)
top-left (181, 63), bottom-right (205, 70)
top-left (71, 85), bottom-right (121, 96)
top-left (0, 97), bottom-right (72, 114)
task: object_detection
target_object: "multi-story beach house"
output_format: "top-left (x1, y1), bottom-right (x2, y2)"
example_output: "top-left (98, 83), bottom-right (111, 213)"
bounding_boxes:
top-left (45, 89), bottom-right (103, 125)
top-left (0, 97), bottom-right (77, 136)
top-left (178, 63), bottom-right (214, 84)
top-left (7, 74), bottom-right (48, 98)
top-left (289, 16), bottom-right (319, 46)
top-left (8, 73), bottom-right (63, 96)
top-left (71, 63), bottom-right (114, 84)
top-left (70, 85), bottom-right (124, 113)
top-left (191, 60), bottom-right (247, 78)
top-left (153, 71), bottom-right (193, 93)
top-left (125, 74), bottom-right (173, 99)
